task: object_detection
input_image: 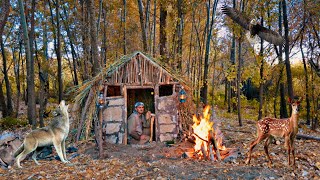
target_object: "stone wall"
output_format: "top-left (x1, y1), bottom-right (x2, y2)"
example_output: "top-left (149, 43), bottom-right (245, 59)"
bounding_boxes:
top-left (102, 97), bottom-right (125, 144)
top-left (156, 96), bottom-right (179, 142)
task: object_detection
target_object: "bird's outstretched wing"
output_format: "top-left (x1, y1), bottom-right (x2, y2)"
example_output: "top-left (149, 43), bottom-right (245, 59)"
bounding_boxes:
top-left (255, 25), bottom-right (285, 46)
top-left (221, 5), bottom-right (250, 30)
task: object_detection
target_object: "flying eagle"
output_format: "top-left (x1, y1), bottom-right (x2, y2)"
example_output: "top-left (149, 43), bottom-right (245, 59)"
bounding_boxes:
top-left (221, 5), bottom-right (285, 46)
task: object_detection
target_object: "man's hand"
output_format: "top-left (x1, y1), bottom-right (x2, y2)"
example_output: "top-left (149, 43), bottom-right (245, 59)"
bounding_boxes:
top-left (140, 134), bottom-right (149, 140)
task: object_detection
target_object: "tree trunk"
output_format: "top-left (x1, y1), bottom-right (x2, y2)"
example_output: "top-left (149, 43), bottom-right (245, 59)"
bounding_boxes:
top-left (282, 0), bottom-right (294, 99)
top-left (123, 0), bottom-right (127, 55)
top-left (88, 0), bottom-right (100, 76)
top-left (258, 17), bottom-right (264, 120)
top-left (278, 1), bottom-right (288, 118)
top-left (62, 6), bottom-right (79, 86)
top-left (0, 0), bottom-right (10, 36)
top-left (300, 36), bottom-right (311, 125)
top-left (145, 0), bottom-right (151, 53)
top-left (0, 82), bottom-right (8, 117)
top-left (175, 0), bottom-right (184, 71)
top-left (51, 0), bottom-right (63, 102)
top-left (0, 0), bottom-right (11, 117)
top-left (12, 46), bottom-right (21, 118)
top-left (102, 4), bottom-right (107, 66)
top-left (1, 38), bottom-right (13, 116)
top-left (137, 0), bottom-right (148, 52)
top-left (203, 0), bottom-right (218, 105)
top-left (159, 0), bottom-right (168, 62)
top-left (39, 5), bottom-right (49, 127)
top-left (80, 1), bottom-right (90, 80)
top-left (237, 39), bottom-right (242, 126)
top-left (18, 0), bottom-right (36, 127)
top-left (152, 0), bottom-right (156, 56)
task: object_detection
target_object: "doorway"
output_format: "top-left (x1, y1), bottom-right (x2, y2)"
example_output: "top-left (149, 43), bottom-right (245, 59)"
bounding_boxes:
top-left (127, 88), bottom-right (156, 142)
top-left (127, 88), bottom-right (155, 117)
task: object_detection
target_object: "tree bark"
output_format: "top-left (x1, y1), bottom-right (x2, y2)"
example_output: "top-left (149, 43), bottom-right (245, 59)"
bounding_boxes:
top-left (51, 0), bottom-right (63, 102)
top-left (278, 1), bottom-right (288, 118)
top-left (282, 0), bottom-right (294, 99)
top-left (0, 0), bottom-right (11, 117)
top-left (159, 0), bottom-right (168, 62)
top-left (228, 0), bottom-right (236, 113)
top-left (12, 46), bottom-right (21, 118)
top-left (1, 38), bottom-right (13, 116)
top-left (102, 4), bottom-right (107, 66)
top-left (258, 17), bottom-right (264, 120)
top-left (300, 36), bottom-right (311, 125)
top-left (39, 4), bottom-right (49, 127)
top-left (175, 0), bottom-right (184, 71)
top-left (123, 0), bottom-right (127, 55)
top-left (0, 82), bottom-right (8, 117)
top-left (88, 0), bottom-right (100, 76)
top-left (203, 0), bottom-right (218, 105)
top-left (152, 0), bottom-right (156, 56)
top-left (62, 6), bottom-right (79, 85)
top-left (137, 0), bottom-right (148, 52)
top-left (18, 0), bottom-right (36, 127)
top-left (0, 0), bottom-right (10, 36)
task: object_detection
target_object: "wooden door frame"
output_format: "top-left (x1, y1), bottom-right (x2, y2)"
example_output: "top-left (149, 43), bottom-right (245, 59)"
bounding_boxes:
top-left (123, 85), bottom-right (156, 144)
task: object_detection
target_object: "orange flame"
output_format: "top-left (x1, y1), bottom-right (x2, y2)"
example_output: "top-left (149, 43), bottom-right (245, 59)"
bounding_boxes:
top-left (192, 105), bottom-right (226, 157)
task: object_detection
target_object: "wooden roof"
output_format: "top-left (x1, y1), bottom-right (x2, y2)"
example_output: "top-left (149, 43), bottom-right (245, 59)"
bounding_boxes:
top-left (105, 51), bottom-right (190, 87)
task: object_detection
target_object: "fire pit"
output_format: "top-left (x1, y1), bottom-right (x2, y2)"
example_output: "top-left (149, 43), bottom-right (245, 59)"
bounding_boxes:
top-left (184, 106), bottom-right (239, 161)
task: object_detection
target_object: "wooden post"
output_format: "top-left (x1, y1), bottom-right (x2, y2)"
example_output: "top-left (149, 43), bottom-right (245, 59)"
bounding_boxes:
top-left (149, 114), bottom-right (155, 142)
top-left (98, 107), bottom-right (103, 158)
top-left (123, 85), bottom-right (128, 145)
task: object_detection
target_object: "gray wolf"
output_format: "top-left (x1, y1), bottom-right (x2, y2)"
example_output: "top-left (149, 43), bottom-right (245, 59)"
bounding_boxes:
top-left (14, 100), bottom-right (70, 168)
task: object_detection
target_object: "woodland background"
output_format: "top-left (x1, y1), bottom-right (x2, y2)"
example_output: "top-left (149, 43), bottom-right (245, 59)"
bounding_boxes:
top-left (0, 0), bottom-right (319, 130)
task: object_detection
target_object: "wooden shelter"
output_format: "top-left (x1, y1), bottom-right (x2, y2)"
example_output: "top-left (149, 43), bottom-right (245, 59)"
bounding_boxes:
top-left (100, 51), bottom-right (190, 144)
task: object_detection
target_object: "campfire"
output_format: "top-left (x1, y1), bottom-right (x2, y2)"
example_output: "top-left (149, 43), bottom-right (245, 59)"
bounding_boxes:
top-left (185, 105), bottom-right (237, 161)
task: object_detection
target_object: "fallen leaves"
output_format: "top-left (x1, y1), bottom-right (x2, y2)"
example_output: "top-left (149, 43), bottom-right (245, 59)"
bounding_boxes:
top-left (0, 112), bottom-right (319, 179)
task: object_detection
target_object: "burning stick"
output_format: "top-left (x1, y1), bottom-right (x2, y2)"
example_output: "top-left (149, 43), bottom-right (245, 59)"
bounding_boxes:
top-left (209, 144), bottom-right (215, 161)
top-left (200, 142), bottom-right (207, 160)
top-left (210, 130), bottom-right (221, 161)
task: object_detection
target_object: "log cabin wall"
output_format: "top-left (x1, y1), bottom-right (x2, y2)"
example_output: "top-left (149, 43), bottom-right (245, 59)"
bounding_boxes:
top-left (106, 53), bottom-right (176, 85)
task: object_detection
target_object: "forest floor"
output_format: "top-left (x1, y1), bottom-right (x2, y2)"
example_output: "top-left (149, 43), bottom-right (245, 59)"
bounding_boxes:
top-left (1, 107), bottom-right (320, 179)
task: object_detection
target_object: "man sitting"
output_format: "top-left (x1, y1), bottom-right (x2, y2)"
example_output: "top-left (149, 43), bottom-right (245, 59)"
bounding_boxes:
top-left (127, 102), bottom-right (151, 144)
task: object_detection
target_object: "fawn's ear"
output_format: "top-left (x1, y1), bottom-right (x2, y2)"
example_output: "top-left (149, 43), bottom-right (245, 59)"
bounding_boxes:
top-left (288, 97), bottom-right (292, 104)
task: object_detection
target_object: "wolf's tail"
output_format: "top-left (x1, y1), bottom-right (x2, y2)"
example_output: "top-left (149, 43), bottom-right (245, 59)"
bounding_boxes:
top-left (14, 144), bottom-right (24, 158)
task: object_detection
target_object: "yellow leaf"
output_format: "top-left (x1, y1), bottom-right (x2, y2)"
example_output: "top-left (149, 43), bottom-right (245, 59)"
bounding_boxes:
top-left (316, 162), bottom-right (320, 170)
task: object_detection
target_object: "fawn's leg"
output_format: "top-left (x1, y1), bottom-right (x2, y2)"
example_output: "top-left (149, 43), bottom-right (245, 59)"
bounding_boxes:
top-left (290, 137), bottom-right (296, 167)
top-left (264, 136), bottom-right (272, 165)
top-left (246, 134), bottom-right (267, 164)
top-left (285, 136), bottom-right (291, 165)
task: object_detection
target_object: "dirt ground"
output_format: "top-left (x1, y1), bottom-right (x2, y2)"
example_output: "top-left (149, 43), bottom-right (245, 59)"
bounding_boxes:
top-left (1, 115), bottom-right (320, 179)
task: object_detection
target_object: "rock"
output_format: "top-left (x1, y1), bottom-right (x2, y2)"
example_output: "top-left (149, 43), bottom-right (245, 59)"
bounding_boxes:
top-left (302, 170), bottom-right (308, 177)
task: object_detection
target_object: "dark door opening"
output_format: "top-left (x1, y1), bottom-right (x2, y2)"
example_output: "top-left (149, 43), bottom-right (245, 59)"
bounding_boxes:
top-left (127, 88), bottom-right (155, 116)
top-left (127, 88), bottom-right (156, 141)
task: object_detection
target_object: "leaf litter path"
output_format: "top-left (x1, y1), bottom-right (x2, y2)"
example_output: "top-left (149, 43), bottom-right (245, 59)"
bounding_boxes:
top-left (1, 117), bottom-right (320, 179)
